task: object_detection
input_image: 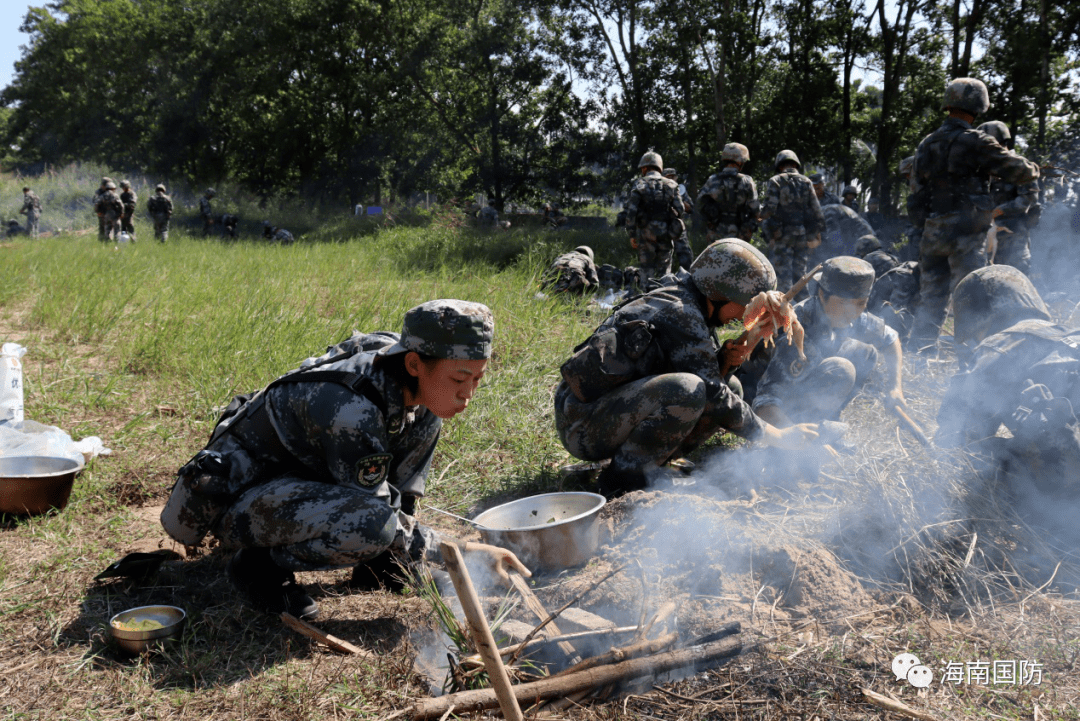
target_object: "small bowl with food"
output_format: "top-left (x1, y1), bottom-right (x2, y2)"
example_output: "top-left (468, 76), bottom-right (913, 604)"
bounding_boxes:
top-left (108, 605), bottom-right (186, 655)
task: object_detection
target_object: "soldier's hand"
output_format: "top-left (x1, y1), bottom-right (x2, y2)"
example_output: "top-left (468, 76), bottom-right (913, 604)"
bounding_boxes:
top-left (992, 206), bottom-right (1004, 219)
top-left (720, 338), bottom-right (753, 370)
top-left (763, 422), bottom-right (819, 450)
top-left (464, 542), bottom-right (532, 587)
top-left (807, 233), bottom-right (822, 249)
top-left (883, 388), bottom-right (907, 412)
top-left (630, 236), bottom-right (638, 249)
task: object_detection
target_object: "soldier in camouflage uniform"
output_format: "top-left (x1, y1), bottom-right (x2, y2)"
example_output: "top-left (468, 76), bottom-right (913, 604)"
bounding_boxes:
top-left (19, 186), bottom-right (41, 239)
top-left (892, 156), bottom-right (921, 262)
top-left (697, 143), bottom-right (760, 244)
top-left (200, 188), bottom-right (216, 237)
top-left (841, 185), bottom-right (860, 213)
top-left (119, 180), bottom-right (138, 242)
top-left (146, 184), bottom-right (173, 243)
top-left (662, 168), bottom-right (696, 270)
top-left (555, 239), bottom-right (819, 498)
top-left (810, 174), bottom-right (842, 207)
top-left (761, 150), bottom-right (826, 296)
top-left (92, 177), bottom-right (113, 240)
top-left (864, 198), bottom-right (885, 232)
top-left (976, 121), bottom-right (1041, 275)
top-left (908, 78), bottom-right (1039, 349)
top-left (814, 204), bottom-right (876, 264)
top-left (263, 220), bottom-right (295, 244)
top-left (541, 245), bottom-right (601, 295)
top-left (95, 181), bottom-right (123, 243)
top-left (478, 201), bottom-right (499, 227)
top-left (867, 259), bottom-right (920, 343)
top-left (936, 266), bottom-right (1080, 516)
top-left (754, 257), bottom-right (905, 427)
top-left (161, 300), bottom-right (529, 618)
top-left (625, 151), bottom-right (685, 283)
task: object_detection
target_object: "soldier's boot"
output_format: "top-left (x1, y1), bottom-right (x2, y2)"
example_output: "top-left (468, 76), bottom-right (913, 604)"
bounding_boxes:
top-left (348, 550), bottom-right (406, 593)
top-left (595, 460), bottom-right (649, 500)
top-left (227, 547), bottom-right (318, 619)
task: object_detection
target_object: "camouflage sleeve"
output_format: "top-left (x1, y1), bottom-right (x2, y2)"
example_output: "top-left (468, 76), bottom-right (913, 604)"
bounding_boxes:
top-left (752, 332), bottom-right (801, 414)
top-left (851, 312), bottom-right (899, 350)
top-left (696, 182), bottom-right (720, 224)
top-left (806, 187), bottom-right (825, 236)
top-left (977, 136), bottom-right (1040, 187)
top-left (760, 178), bottom-right (780, 220)
top-left (741, 177), bottom-right (761, 236)
top-left (907, 155), bottom-right (930, 228)
top-left (996, 181), bottom-right (1039, 217)
top-left (585, 262), bottom-right (600, 288)
top-left (624, 187), bottom-right (641, 233)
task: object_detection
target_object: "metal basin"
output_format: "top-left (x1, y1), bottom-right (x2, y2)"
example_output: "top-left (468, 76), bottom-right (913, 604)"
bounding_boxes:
top-left (0, 456), bottom-right (83, 515)
top-left (109, 605), bottom-right (186, 655)
top-left (473, 492), bottom-right (606, 573)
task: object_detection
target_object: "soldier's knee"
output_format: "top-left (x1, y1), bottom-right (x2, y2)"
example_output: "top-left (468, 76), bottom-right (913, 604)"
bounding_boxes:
top-left (330, 503), bottom-right (398, 557)
top-left (651, 372), bottom-right (707, 412)
top-left (814, 357), bottom-right (858, 396)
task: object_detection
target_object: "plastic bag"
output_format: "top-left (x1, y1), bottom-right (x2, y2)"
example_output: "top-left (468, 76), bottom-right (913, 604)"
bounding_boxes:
top-left (0, 420), bottom-right (110, 465)
top-left (1, 343), bottom-right (27, 424)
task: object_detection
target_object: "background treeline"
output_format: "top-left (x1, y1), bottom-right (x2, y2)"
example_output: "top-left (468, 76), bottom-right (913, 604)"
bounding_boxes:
top-left (2, 0), bottom-right (1078, 214)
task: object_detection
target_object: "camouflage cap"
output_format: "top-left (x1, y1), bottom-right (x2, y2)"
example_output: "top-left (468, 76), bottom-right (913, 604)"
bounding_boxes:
top-left (155, 184), bottom-right (166, 192)
top-left (105, 181), bottom-right (117, 190)
top-left (854, 234), bottom-right (882, 257)
top-left (690, 238), bottom-right (776, 306)
top-left (942, 77), bottom-right (989, 115)
top-left (101, 176), bottom-right (113, 185)
top-left (818, 256), bottom-right (875, 299)
top-left (808, 173), bottom-right (825, 185)
top-left (721, 143), bottom-right (750, 165)
top-left (952, 265), bottom-right (1050, 346)
top-left (206, 188), bottom-right (216, 196)
top-left (899, 156), bottom-right (914, 177)
top-left (120, 179), bottom-right (131, 188)
top-left (662, 167), bottom-right (677, 178)
top-left (378, 300), bottom-right (494, 360)
top-left (774, 149), bottom-right (800, 170)
top-left (842, 185), bottom-right (858, 197)
top-left (976, 120), bottom-right (1011, 145)
top-left (864, 250), bottom-right (899, 278)
top-left (638, 151), bottom-right (663, 171)
top-left (574, 245), bottom-right (594, 261)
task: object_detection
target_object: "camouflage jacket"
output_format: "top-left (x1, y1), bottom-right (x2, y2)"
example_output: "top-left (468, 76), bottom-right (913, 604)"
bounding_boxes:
top-left (479, 206), bottom-right (499, 224)
top-left (624, 171), bottom-right (684, 240)
top-left (565, 276), bottom-right (766, 441)
top-left (120, 189), bottom-right (138, 214)
top-left (753, 294), bottom-right (898, 413)
top-left (990, 179), bottom-right (1041, 233)
top-left (147, 194), bottom-right (173, 216)
top-left (697, 168), bottom-right (760, 238)
top-left (761, 168), bottom-right (825, 241)
top-left (677, 185), bottom-right (694, 217)
top-left (199, 196), bottom-right (214, 218)
top-left (819, 191), bottom-right (842, 207)
top-left (816, 204), bottom-right (875, 260)
top-left (95, 189), bottom-right (123, 217)
top-left (908, 117), bottom-right (1039, 229)
top-left (867, 261), bottom-right (919, 317)
top-left (936, 319), bottom-right (1080, 448)
top-left (21, 191), bottom-right (41, 215)
top-left (542, 250), bottom-right (600, 292)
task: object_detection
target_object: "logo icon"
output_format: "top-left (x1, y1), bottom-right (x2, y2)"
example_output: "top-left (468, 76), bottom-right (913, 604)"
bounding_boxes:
top-left (892, 653), bottom-right (934, 687)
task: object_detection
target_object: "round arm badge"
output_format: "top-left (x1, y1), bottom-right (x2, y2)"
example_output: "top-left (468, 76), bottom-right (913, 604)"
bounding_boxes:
top-left (357, 453), bottom-right (393, 487)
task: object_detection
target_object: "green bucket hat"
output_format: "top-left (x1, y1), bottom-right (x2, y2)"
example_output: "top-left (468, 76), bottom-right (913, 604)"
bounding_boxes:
top-left (379, 300), bottom-right (494, 360)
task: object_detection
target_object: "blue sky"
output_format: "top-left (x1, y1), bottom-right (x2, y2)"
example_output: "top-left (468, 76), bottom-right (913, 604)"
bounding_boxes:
top-left (1, 5), bottom-right (32, 92)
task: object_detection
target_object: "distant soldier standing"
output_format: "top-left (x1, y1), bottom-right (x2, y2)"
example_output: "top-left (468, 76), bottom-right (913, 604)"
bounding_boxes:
top-left (95, 181), bottom-right (123, 243)
top-left (907, 77), bottom-right (1039, 349)
top-left (119, 180), bottom-right (138, 242)
top-left (624, 151), bottom-right (685, 283)
top-left (761, 150), bottom-right (825, 296)
top-left (200, 188), bottom-right (216, 237)
top-left (147, 184), bottom-right (173, 243)
top-left (662, 168), bottom-right (696, 271)
top-left (93, 177), bottom-right (113, 240)
top-left (20, 186), bottom-right (41, 238)
top-left (977, 120), bottom-right (1041, 275)
top-left (810, 174), bottom-right (841, 207)
top-left (697, 143), bottom-right (760, 244)
top-left (841, 185), bottom-right (860, 213)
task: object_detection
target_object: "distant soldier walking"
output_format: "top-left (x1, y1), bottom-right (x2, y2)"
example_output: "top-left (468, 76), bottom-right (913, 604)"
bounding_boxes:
top-left (907, 77), bottom-right (1039, 349)
top-left (20, 186), bottom-right (41, 238)
top-left (200, 188), bottom-right (216, 237)
top-left (119, 180), bottom-right (138, 242)
top-left (761, 150), bottom-right (825, 296)
top-left (147, 184), bottom-right (173, 243)
top-left (662, 167), bottom-right (696, 271)
top-left (625, 151), bottom-right (684, 283)
top-left (93, 177), bottom-right (113, 240)
top-left (95, 180), bottom-right (123, 243)
top-left (697, 143), bottom-right (760, 244)
top-left (977, 120), bottom-right (1041, 275)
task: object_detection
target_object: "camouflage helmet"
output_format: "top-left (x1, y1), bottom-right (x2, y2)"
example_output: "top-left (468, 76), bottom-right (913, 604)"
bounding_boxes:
top-left (101, 176), bottom-right (113, 185)
top-left (864, 249), bottom-right (899, 278)
top-left (774, 149), bottom-right (800, 170)
top-left (574, 245), bottom-right (594, 261)
top-left (952, 265), bottom-right (1050, 346)
top-left (854, 234), bottom-right (881, 257)
top-left (690, 238), bottom-right (776, 306)
top-left (842, 185), bottom-right (858, 197)
top-left (977, 120), bottom-right (1011, 145)
top-left (105, 181), bottom-right (117, 190)
top-left (120, 179), bottom-right (131, 189)
top-left (899, 156), bottom-right (914, 177)
top-left (155, 184), bottom-right (166, 193)
top-left (377, 299), bottom-right (495, 360)
top-left (942, 77), bottom-right (990, 115)
top-left (721, 143), bottom-right (750, 165)
top-left (662, 168), bottom-right (677, 178)
top-left (638, 151), bottom-right (663, 171)
top-left (206, 188), bottom-right (216, 197)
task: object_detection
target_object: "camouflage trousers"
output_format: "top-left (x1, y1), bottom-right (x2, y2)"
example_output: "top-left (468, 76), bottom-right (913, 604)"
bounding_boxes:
top-left (994, 227), bottom-right (1031, 276)
top-left (672, 229), bottom-right (694, 271)
top-left (202, 215), bottom-right (214, 237)
top-left (99, 214), bottom-right (121, 242)
top-left (770, 236), bottom-right (810, 298)
top-left (543, 270), bottom-right (588, 295)
top-left (911, 231), bottom-right (987, 348)
top-left (769, 339), bottom-right (879, 423)
top-left (25, 211), bottom-right (39, 239)
top-left (121, 211), bottom-right (136, 237)
top-left (152, 213), bottom-right (170, 243)
top-left (555, 373), bottom-right (730, 474)
top-left (636, 238), bottom-right (674, 283)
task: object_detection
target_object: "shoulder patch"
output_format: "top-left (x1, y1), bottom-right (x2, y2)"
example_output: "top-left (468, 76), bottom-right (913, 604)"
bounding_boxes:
top-left (357, 453), bottom-right (393, 487)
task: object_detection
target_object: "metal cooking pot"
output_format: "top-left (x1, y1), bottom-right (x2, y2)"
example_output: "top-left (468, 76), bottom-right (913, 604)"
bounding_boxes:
top-left (472, 492), bottom-right (606, 573)
top-left (0, 456), bottom-right (83, 515)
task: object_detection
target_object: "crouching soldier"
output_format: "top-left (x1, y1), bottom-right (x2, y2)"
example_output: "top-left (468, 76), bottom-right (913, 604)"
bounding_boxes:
top-left (554, 239), bottom-right (819, 499)
top-left (753, 256), bottom-right (905, 428)
top-left (541, 245), bottom-right (601, 295)
top-left (160, 300), bottom-right (529, 618)
top-left (146, 184), bottom-right (173, 243)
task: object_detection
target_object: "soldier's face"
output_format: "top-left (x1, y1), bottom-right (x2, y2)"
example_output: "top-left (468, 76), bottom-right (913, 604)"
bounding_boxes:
top-left (409, 356), bottom-right (489, 419)
top-left (813, 184), bottom-right (824, 198)
top-left (819, 291), bottom-right (868, 329)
